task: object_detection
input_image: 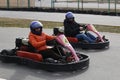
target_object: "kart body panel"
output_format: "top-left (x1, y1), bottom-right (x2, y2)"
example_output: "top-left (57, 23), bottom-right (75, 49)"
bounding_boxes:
top-left (53, 24), bottom-right (110, 49)
top-left (56, 34), bottom-right (79, 61)
top-left (0, 33), bottom-right (89, 72)
top-left (70, 40), bottom-right (109, 49)
top-left (0, 49), bottom-right (89, 72)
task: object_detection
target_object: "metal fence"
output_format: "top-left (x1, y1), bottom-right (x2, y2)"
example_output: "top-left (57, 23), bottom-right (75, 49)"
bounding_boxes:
top-left (0, 0), bottom-right (35, 8)
top-left (36, 0), bottom-right (120, 13)
top-left (0, 0), bottom-right (120, 13)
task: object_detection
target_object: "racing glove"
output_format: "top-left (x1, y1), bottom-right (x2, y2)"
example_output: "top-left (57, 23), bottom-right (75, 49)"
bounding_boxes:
top-left (46, 39), bottom-right (57, 46)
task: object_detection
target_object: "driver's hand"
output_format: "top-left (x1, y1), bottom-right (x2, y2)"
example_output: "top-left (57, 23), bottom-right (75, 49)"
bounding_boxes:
top-left (79, 27), bottom-right (84, 30)
top-left (83, 24), bottom-right (88, 29)
top-left (46, 39), bottom-right (57, 46)
top-left (46, 46), bottom-right (53, 49)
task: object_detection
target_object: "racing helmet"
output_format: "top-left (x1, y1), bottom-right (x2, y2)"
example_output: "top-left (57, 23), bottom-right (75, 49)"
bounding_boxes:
top-left (65, 12), bottom-right (75, 19)
top-left (30, 21), bottom-right (43, 35)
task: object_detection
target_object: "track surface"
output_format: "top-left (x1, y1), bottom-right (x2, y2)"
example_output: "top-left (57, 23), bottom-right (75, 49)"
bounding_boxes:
top-left (0, 27), bottom-right (120, 80)
top-left (0, 10), bottom-right (120, 26)
top-left (0, 9), bottom-right (120, 80)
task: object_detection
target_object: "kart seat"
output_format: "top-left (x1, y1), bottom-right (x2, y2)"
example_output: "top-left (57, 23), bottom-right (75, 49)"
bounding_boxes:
top-left (15, 38), bottom-right (36, 52)
top-left (67, 37), bottom-right (78, 43)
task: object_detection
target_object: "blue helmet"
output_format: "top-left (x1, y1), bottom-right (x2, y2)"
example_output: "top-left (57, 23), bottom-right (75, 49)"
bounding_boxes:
top-left (30, 21), bottom-right (43, 35)
top-left (30, 21), bottom-right (43, 29)
top-left (65, 12), bottom-right (75, 19)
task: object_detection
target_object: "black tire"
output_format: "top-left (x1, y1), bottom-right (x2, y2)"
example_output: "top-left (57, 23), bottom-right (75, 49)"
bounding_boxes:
top-left (71, 40), bottom-right (110, 49)
top-left (0, 49), bottom-right (89, 72)
top-left (0, 49), bottom-right (17, 63)
top-left (0, 49), bottom-right (16, 56)
top-left (26, 53), bottom-right (89, 72)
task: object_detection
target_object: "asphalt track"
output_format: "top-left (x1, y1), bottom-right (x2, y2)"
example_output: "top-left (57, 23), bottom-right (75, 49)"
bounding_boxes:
top-left (0, 27), bottom-right (120, 80)
top-left (0, 10), bottom-right (120, 26)
top-left (0, 10), bottom-right (120, 80)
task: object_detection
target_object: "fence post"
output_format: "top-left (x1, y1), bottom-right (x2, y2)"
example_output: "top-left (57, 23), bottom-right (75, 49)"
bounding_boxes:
top-left (115, 0), bottom-right (117, 15)
top-left (67, 0), bottom-right (68, 9)
top-left (97, 0), bottom-right (99, 10)
top-left (28, 0), bottom-right (30, 8)
top-left (17, 0), bottom-right (19, 8)
top-left (81, 0), bottom-right (83, 11)
top-left (51, 0), bottom-right (53, 8)
top-left (108, 0), bottom-right (110, 13)
top-left (78, 0), bottom-right (80, 9)
top-left (7, 0), bottom-right (10, 8)
top-left (51, 0), bottom-right (55, 8)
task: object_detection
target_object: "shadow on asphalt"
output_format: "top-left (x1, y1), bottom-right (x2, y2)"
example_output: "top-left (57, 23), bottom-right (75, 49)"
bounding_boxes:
top-left (0, 61), bottom-right (88, 80)
top-left (75, 47), bottom-right (110, 54)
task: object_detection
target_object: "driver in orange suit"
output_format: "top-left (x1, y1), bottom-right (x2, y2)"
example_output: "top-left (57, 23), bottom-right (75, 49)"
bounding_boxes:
top-left (28, 21), bottom-right (63, 60)
top-left (29, 30), bottom-right (55, 51)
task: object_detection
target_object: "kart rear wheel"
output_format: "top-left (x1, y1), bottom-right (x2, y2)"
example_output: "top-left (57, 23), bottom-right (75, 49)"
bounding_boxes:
top-left (0, 49), bottom-right (16, 63)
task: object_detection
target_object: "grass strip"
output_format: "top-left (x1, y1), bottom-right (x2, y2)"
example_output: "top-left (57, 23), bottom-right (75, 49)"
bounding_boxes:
top-left (0, 17), bottom-right (120, 33)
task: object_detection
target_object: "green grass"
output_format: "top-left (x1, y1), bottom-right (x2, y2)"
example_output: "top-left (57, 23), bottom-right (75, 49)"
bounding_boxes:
top-left (94, 25), bottom-right (120, 33)
top-left (0, 17), bottom-right (120, 33)
top-left (0, 17), bottom-right (63, 28)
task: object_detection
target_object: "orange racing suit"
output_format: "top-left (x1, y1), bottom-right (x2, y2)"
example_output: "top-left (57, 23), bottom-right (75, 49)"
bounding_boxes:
top-left (29, 32), bottom-right (55, 51)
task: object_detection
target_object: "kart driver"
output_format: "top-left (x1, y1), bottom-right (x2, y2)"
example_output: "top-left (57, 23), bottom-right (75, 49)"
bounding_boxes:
top-left (64, 11), bottom-right (98, 43)
top-left (28, 21), bottom-right (63, 60)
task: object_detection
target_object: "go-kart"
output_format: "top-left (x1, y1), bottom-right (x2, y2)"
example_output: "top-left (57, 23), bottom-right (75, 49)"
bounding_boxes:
top-left (0, 33), bottom-right (89, 72)
top-left (53, 24), bottom-right (110, 49)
